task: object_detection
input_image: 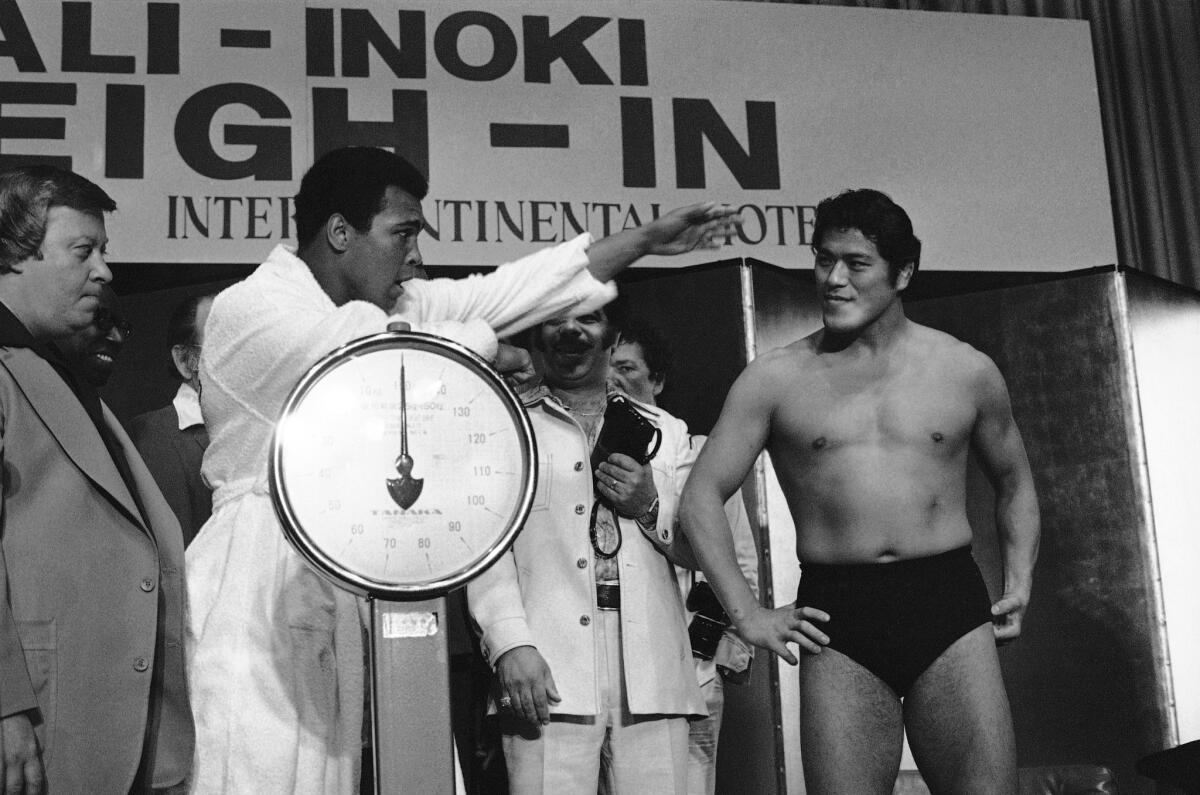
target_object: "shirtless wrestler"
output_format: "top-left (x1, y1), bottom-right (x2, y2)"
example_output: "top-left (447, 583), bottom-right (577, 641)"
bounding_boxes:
top-left (679, 189), bottom-right (1040, 795)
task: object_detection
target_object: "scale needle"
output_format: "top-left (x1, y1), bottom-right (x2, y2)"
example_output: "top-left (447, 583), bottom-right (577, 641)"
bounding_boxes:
top-left (387, 356), bottom-right (424, 509)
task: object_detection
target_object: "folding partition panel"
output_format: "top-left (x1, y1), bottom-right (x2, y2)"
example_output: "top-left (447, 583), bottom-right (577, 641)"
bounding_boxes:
top-left (907, 267), bottom-right (1200, 795)
top-left (620, 259), bottom-right (820, 794)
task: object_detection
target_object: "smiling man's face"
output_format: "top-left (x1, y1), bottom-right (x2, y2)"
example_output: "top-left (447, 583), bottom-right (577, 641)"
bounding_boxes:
top-left (813, 227), bottom-right (911, 335)
top-left (61, 284), bottom-right (127, 387)
top-left (539, 308), bottom-right (614, 389)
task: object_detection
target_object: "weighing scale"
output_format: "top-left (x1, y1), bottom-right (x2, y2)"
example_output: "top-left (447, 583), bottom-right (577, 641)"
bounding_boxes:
top-left (270, 330), bottom-right (536, 793)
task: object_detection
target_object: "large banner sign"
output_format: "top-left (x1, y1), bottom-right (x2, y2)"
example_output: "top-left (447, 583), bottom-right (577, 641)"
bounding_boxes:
top-left (0, 1), bottom-right (1116, 270)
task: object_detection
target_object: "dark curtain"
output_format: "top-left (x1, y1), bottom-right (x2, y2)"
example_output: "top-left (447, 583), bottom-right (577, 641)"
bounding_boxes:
top-left (723, 0), bottom-right (1200, 290)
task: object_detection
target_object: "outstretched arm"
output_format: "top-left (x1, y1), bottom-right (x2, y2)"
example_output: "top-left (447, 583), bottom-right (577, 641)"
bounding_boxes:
top-left (679, 361), bottom-right (829, 664)
top-left (971, 356), bottom-right (1040, 643)
top-left (585, 202), bottom-right (742, 282)
top-left (397, 203), bottom-right (741, 342)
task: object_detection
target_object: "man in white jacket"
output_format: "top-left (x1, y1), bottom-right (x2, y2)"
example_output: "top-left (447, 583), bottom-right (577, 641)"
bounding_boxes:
top-left (184, 146), bottom-right (740, 794)
top-left (468, 300), bottom-right (706, 794)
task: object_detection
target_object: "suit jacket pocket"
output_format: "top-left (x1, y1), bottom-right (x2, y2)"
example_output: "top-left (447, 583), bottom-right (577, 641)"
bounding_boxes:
top-left (16, 618), bottom-right (56, 756)
top-left (530, 454), bottom-right (551, 513)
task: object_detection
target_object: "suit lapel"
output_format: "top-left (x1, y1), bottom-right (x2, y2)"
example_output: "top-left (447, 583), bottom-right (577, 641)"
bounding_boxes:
top-left (1, 349), bottom-right (147, 532)
top-left (186, 423), bottom-right (209, 453)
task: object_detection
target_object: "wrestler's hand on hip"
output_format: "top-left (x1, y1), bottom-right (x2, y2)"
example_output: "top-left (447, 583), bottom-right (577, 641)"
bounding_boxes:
top-left (1, 712), bottom-right (46, 795)
top-left (991, 588), bottom-right (1030, 644)
top-left (495, 645), bottom-right (561, 726)
top-left (596, 454), bottom-right (656, 518)
top-left (734, 603), bottom-right (830, 666)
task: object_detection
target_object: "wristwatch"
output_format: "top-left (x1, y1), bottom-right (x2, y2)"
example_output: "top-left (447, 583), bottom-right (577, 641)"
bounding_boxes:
top-left (634, 496), bottom-right (660, 530)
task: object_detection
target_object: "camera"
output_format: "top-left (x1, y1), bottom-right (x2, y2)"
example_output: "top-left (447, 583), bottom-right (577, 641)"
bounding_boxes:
top-left (591, 394), bottom-right (662, 470)
top-left (686, 580), bottom-right (731, 660)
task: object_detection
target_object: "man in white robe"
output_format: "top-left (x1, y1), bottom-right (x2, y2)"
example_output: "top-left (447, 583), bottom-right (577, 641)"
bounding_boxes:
top-left (183, 146), bottom-right (741, 793)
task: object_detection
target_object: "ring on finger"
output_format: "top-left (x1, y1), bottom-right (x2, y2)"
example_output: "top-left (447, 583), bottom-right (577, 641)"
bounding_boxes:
top-left (499, 695), bottom-right (512, 708)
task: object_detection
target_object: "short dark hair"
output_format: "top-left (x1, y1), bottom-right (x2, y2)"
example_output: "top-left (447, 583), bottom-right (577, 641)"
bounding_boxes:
top-left (166, 292), bottom-right (216, 380)
top-left (598, 293), bottom-right (627, 349)
top-left (615, 320), bottom-right (672, 383)
top-left (0, 165), bottom-right (116, 273)
top-left (812, 189), bottom-right (921, 282)
top-left (293, 147), bottom-right (429, 247)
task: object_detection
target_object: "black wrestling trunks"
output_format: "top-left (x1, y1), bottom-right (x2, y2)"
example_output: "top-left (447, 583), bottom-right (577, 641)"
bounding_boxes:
top-left (795, 545), bottom-right (993, 698)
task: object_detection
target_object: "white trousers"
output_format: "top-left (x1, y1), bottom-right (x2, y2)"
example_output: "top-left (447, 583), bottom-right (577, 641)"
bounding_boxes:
top-left (685, 673), bottom-right (724, 795)
top-left (501, 610), bottom-right (688, 794)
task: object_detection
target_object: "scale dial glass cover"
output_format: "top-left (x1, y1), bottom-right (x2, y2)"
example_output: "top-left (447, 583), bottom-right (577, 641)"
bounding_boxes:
top-left (270, 332), bottom-right (535, 599)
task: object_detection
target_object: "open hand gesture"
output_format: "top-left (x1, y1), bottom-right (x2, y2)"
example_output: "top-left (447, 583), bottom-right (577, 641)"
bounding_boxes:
top-left (644, 202), bottom-right (743, 255)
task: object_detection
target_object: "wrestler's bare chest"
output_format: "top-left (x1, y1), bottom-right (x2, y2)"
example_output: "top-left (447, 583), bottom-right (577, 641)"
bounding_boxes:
top-left (771, 352), bottom-right (977, 459)
top-left (764, 347), bottom-right (980, 556)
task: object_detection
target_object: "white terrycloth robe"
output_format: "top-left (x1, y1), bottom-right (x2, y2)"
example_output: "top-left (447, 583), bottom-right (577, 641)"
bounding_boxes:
top-left (185, 237), bottom-right (612, 794)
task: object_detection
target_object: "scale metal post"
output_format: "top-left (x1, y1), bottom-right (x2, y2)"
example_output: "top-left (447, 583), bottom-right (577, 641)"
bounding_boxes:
top-left (369, 597), bottom-right (453, 792)
top-left (269, 331), bottom-right (536, 793)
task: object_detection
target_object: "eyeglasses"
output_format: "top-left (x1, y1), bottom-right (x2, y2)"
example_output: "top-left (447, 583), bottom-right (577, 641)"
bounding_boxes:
top-left (94, 307), bottom-right (132, 337)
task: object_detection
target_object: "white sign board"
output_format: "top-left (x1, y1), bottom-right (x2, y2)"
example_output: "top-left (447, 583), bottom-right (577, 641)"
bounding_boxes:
top-left (0, 1), bottom-right (1116, 271)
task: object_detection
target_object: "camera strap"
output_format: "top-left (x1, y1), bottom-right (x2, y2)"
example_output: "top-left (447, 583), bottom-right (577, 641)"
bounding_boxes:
top-left (588, 500), bottom-right (623, 559)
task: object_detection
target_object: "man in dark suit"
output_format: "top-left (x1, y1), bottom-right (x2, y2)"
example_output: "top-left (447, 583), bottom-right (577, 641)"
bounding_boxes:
top-left (0, 164), bottom-right (193, 793)
top-left (130, 293), bottom-right (215, 547)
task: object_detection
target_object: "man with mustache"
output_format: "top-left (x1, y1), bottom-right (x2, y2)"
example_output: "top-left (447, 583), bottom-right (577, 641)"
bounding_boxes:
top-left (681, 189), bottom-right (1039, 794)
top-left (468, 299), bottom-right (704, 794)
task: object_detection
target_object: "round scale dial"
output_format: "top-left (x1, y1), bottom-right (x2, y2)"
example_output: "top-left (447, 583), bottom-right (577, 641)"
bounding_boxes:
top-left (270, 331), bottom-right (536, 599)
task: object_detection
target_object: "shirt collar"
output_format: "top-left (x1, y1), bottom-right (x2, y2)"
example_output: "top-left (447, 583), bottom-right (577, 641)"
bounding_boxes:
top-left (173, 381), bottom-right (204, 430)
top-left (523, 382), bottom-right (624, 411)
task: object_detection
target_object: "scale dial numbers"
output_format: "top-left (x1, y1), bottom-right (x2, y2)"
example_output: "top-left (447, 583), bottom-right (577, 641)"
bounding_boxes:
top-left (271, 333), bottom-right (535, 599)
